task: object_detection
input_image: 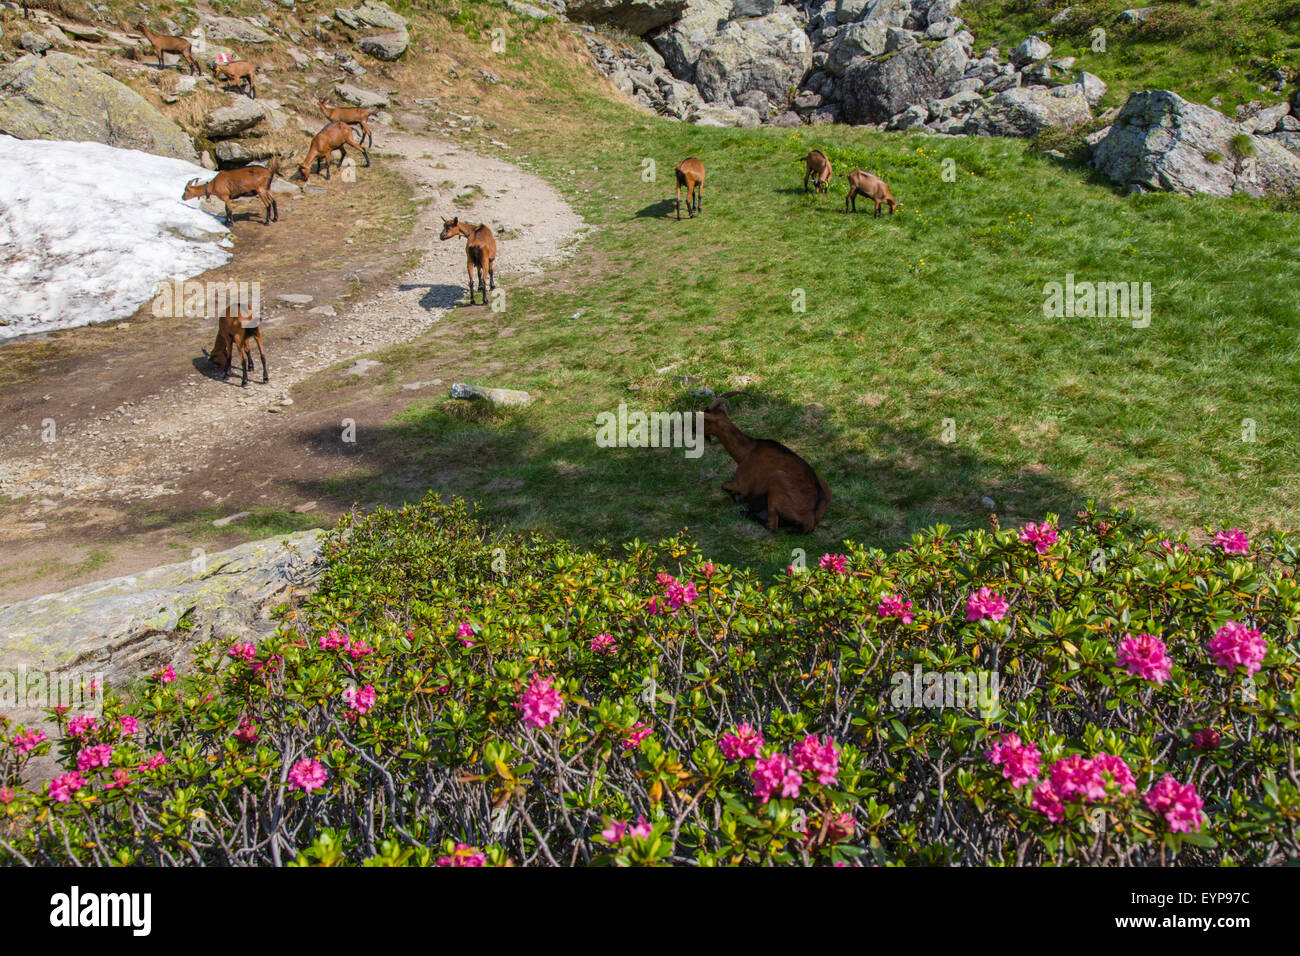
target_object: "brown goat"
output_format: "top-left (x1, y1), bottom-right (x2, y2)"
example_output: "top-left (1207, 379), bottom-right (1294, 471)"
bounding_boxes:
top-left (297, 121), bottom-right (370, 181)
top-left (215, 59), bottom-right (257, 99)
top-left (803, 150), bottom-right (832, 194)
top-left (702, 392), bottom-right (831, 534)
top-left (317, 100), bottom-right (376, 148)
top-left (137, 22), bottom-right (200, 75)
top-left (210, 305), bottom-right (267, 387)
top-left (845, 169), bottom-right (902, 217)
top-left (182, 158), bottom-right (280, 226)
top-left (440, 217), bottom-right (498, 306)
top-left (675, 157), bottom-right (704, 220)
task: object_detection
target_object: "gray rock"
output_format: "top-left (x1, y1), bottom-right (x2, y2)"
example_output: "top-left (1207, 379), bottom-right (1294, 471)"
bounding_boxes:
top-left (692, 8), bottom-right (812, 105)
top-left (357, 28), bottom-right (409, 60)
top-left (925, 18), bottom-right (960, 39)
top-left (735, 88), bottom-right (771, 113)
top-left (334, 0), bottom-right (409, 30)
top-left (809, 106), bottom-right (839, 123)
top-left (649, 0), bottom-right (730, 83)
top-left (927, 87), bottom-right (981, 121)
top-left (841, 36), bottom-right (966, 123)
top-left (214, 140), bottom-right (274, 164)
top-left (200, 15), bottom-right (275, 44)
top-left (887, 103), bottom-right (928, 130)
top-left (19, 32), bottom-right (52, 55)
top-left (0, 53), bottom-right (197, 162)
top-left (728, 0), bottom-right (778, 17)
top-left (1010, 35), bottom-right (1051, 66)
top-left (1076, 71), bottom-right (1107, 108)
top-left (884, 25), bottom-right (917, 52)
top-left (333, 82), bottom-right (389, 108)
top-left (1119, 7), bottom-right (1157, 22)
top-left (691, 103), bottom-right (760, 126)
top-left (1093, 89), bottom-right (1300, 197)
top-left (505, 0), bottom-right (555, 17)
top-left (964, 84), bottom-right (1091, 137)
top-left (203, 97), bottom-right (266, 138)
top-left (450, 382), bottom-right (533, 406)
top-left (768, 109), bottom-right (803, 126)
top-left (1264, 130), bottom-right (1300, 157)
top-left (1240, 102), bottom-right (1289, 134)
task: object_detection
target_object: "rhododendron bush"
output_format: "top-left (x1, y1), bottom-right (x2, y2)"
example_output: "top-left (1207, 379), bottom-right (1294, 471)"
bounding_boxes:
top-left (2, 495), bottom-right (1298, 866)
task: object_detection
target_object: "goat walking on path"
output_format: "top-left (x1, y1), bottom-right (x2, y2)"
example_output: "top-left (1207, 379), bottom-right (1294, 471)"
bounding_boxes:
top-left (845, 169), bottom-right (902, 217)
top-left (137, 22), bottom-right (201, 75)
top-left (297, 121), bottom-right (370, 181)
top-left (182, 158), bottom-right (280, 226)
top-left (702, 391), bottom-right (831, 533)
top-left (210, 306), bottom-right (267, 387)
top-left (215, 59), bottom-right (257, 99)
top-left (803, 150), bottom-right (833, 194)
top-left (440, 217), bottom-right (497, 305)
top-left (675, 158), bottom-right (704, 220)
top-left (317, 101), bottom-right (376, 148)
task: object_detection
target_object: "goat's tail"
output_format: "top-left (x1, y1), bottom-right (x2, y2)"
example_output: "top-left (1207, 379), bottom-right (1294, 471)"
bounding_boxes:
top-left (266, 155), bottom-right (281, 180)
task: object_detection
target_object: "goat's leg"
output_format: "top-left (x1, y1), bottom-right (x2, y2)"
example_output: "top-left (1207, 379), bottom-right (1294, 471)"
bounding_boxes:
top-left (804, 169), bottom-right (811, 193)
top-left (696, 182), bottom-right (703, 214)
top-left (765, 508), bottom-right (781, 533)
top-left (467, 262), bottom-right (475, 304)
top-left (260, 189), bottom-right (272, 225)
top-left (360, 144), bottom-right (370, 167)
top-left (488, 258), bottom-right (496, 291)
top-left (675, 181), bottom-right (681, 221)
top-left (224, 200), bottom-right (234, 226)
top-left (874, 200), bottom-right (882, 218)
top-left (256, 336), bottom-right (268, 383)
top-left (239, 343), bottom-right (249, 387)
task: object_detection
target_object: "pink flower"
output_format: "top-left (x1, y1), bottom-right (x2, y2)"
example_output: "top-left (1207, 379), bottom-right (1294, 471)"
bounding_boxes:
top-left (1117, 632), bottom-right (1173, 685)
top-left (1190, 728), bottom-right (1221, 751)
top-left (1031, 779), bottom-right (1065, 822)
top-left (319, 630), bottom-right (349, 651)
top-left (877, 593), bottom-right (914, 625)
top-left (456, 621), bottom-right (476, 647)
top-left (1207, 621), bottom-right (1267, 676)
top-left (1019, 521), bottom-right (1059, 554)
top-left (1092, 753), bottom-right (1137, 796)
top-left (515, 674), bottom-right (563, 729)
top-left (985, 733), bottom-right (1041, 789)
top-left (76, 744), bottom-right (113, 772)
top-left (137, 752), bottom-right (167, 772)
top-left (66, 715), bottom-right (97, 738)
top-left (718, 723), bottom-right (765, 760)
top-left (1049, 754), bottom-right (1106, 803)
top-left (752, 753), bottom-right (801, 804)
top-left (819, 553), bottom-right (848, 574)
top-left (436, 843), bottom-right (487, 866)
top-left (701, 562), bottom-right (716, 578)
top-left (343, 684), bottom-right (377, 715)
top-left (49, 772), bottom-right (85, 803)
top-left (104, 769), bottom-right (133, 791)
top-left (664, 579), bottom-right (697, 612)
top-left (590, 633), bottom-right (617, 655)
top-left (154, 666), bottom-right (176, 683)
top-left (966, 587), bottom-right (1009, 622)
top-left (0, 786), bottom-right (14, 805)
top-left (601, 816), bottom-right (652, 844)
top-left (234, 719), bottom-right (259, 744)
top-left (117, 716), bottom-right (139, 736)
top-left (1214, 528), bottom-right (1250, 555)
top-left (1160, 539), bottom-right (1190, 555)
top-left (790, 734), bottom-right (841, 785)
top-left (622, 722), bottom-right (652, 751)
top-left (11, 729), bottom-right (48, 754)
top-left (288, 759), bottom-right (327, 793)
top-left (228, 642), bottom-right (256, 663)
top-left (1143, 774), bottom-right (1204, 833)
top-left (346, 642), bottom-right (373, 660)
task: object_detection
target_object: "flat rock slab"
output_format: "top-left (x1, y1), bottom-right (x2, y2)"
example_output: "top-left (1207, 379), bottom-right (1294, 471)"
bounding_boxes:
top-left (347, 358), bottom-right (384, 375)
top-left (450, 382), bottom-right (533, 406)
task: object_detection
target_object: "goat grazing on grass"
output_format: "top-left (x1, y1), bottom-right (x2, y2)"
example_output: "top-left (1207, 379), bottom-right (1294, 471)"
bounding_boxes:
top-left (297, 121), bottom-right (370, 181)
top-left (317, 100), bottom-right (376, 148)
top-left (702, 392), bottom-right (831, 534)
top-left (137, 22), bottom-right (201, 75)
top-left (845, 169), bottom-right (902, 217)
top-left (675, 157), bottom-right (704, 220)
top-left (215, 59), bottom-right (257, 98)
top-left (803, 150), bottom-right (833, 194)
top-left (182, 158), bottom-right (280, 226)
top-left (440, 217), bottom-right (497, 305)
top-left (209, 305), bottom-right (268, 387)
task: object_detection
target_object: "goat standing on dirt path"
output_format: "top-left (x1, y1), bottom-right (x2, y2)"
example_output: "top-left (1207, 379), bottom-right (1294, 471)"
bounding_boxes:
top-left (440, 217), bottom-right (497, 306)
top-left (845, 169), bottom-right (902, 217)
top-left (297, 121), bottom-right (370, 181)
top-left (210, 305), bottom-right (268, 387)
top-left (803, 150), bottom-right (833, 194)
top-left (182, 158), bottom-right (280, 226)
top-left (317, 100), bottom-right (376, 148)
top-left (675, 158), bottom-right (704, 220)
top-left (137, 22), bottom-right (201, 75)
top-left (215, 59), bottom-right (257, 99)
top-left (701, 392), bottom-right (831, 534)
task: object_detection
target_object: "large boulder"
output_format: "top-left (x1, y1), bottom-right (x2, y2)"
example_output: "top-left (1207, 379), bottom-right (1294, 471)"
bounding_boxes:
top-left (692, 8), bottom-right (812, 105)
top-left (1093, 89), bottom-right (1300, 197)
top-left (567, 0), bottom-right (688, 34)
top-left (357, 28), bottom-right (409, 60)
top-left (333, 1), bottom-right (410, 30)
top-left (203, 97), bottom-right (266, 138)
top-left (840, 37), bottom-right (966, 124)
top-left (649, 0), bottom-right (732, 83)
top-left (199, 15), bottom-right (275, 44)
top-left (826, 0), bottom-right (910, 74)
top-left (0, 53), bottom-right (197, 162)
top-left (963, 84), bottom-right (1091, 137)
top-left (333, 82), bottom-right (389, 108)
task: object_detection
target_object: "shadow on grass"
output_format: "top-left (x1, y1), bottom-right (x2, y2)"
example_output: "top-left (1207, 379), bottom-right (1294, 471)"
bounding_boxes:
top-left (280, 389), bottom-right (1096, 574)
top-left (634, 199), bottom-right (678, 220)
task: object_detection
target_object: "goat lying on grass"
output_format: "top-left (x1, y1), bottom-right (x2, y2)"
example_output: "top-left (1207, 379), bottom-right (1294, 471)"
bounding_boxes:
top-left (209, 305), bottom-right (267, 387)
top-left (845, 169), bottom-right (902, 217)
top-left (702, 391), bottom-right (831, 533)
top-left (137, 21), bottom-right (200, 75)
top-left (803, 150), bottom-right (832, 194)
top-left (215, 59), bottom-right (257, 98)
top-left (297, 121), bottom-right (370, 181)
top-left (317, 100), bottom-right (376, 148)
top-left (182, 158), bottom-right (279, 226)
top-left (675, 158), bottom-right (704, 220)
top-left (440, 216), bottom-right (497, 306)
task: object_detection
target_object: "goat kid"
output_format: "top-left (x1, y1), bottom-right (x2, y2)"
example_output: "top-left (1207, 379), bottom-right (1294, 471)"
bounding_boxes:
top-left (675, 158), bottom-right (704, 220)
top-left (803, 150), bottom-right (833, 194)
top-left (211, 305), bottom-right (268, 387)
top-left (137, 22), bottom-right (200, 75)
top-left (440, 217), bottom-right (497, 306)
top-left (182, 158), bottom-right (280, 226)
top-left (702, 392), bottom-right (831, 534)
top-left (317, 100), bottom-right (376, 148)
top-left (845, 169), bottom-right (902, 217)
top-left (297, 121), bottom-right (370, 181)
top-left (215, 59), bottom-right (256, 98)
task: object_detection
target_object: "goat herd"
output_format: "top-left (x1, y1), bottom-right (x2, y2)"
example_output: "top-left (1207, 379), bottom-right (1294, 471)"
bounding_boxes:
top-left (152, 14), bottom-right (905, 532)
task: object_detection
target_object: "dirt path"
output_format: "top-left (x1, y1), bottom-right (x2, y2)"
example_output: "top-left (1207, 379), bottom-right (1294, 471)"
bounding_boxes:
top-left (0, 128), bottom-right (585, 603)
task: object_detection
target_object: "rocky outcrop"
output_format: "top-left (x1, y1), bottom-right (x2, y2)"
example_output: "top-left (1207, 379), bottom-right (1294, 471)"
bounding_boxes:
top-left (964, 84), bottom-right (1091, 137)
top-left (203, 97), bottom-right (266, 138)
top-left (1093, 89), bottom-right (1300, 197)
top-left (0, 53), bottom-right (197, 162)
top-left (333, 0), bottom-right (410, 30)
top-left (200, 15), bottom-right (276, 44)
top-left (567, 0), bottom-right (689, 35)
top-left (649, 0), bottom-right (731, 83)
top-left (840, 37), bottom-right (966, 124)
top-left (357, 29), bottom-right (409, 60)
top-left (692, 8), bottom-right (811, 105)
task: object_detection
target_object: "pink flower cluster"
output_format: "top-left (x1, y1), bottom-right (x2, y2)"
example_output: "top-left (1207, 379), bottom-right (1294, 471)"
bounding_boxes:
top-left (602, 817), bottom-right (653, 844)
top-left (1207, 621), bottom-right (1267, 676)
top-left (288, 759), bottom-right (327, 793)
top-left (985, 733), bottom-right (1042, 789)
top-left (154, 666), bottom-right (176, 684)
top-left (966, 587), bottom-right (1009, 622)
top-left (819, 553), bottom-right (849, 575)
top-left (228, 642), bottom-right (256, 663)
top-left (590, 633), bottom-right (617, 655)
top-left (343, 684), bottom-right (377, 715)
top-left (1143, 774), bottom-right (1204, 833)
top-left (1029, 752), bottom-right (1136, 822)
top-left (791, 735), bottom-right (841, 785)
top-left (76, 744), bottom-right (113, 772)
top-left (718, 723), bottom-right (765, 760)
top-left (436, 843), bottom-right (487, 866)
top-left (1190, 728), bottom-right (1220, 751)
top-left (516, 674), bottom-right (563, 729)
top-left (752, 753), bottom-right (803, 804)
top-left (137, 752), bottom-right (167, 772)
top-left (319, 630), bottom-right (349, 651)
top-left (622, 722), bottom-right (652, 751)
top-left (648, 573), bottom-right (698, 615)
top-left (67, 715), bottom-right (97, 738)
top-left (1116, 632), bottom-right (1173, 685)
top-left (750, 735), bottom-right (842, 803)
top-left (49, 772), bottom-right (85, 803)
top-left (11, 729), bottom-right (47, 754)
top-left (456, 621), bottom-right (477, 647)
top-left (117, 716), bottom-right (139, 736)
top-left (1213, 528), bottom-right (1250, 555)
top-left (234, 719), bottom-right (260, 744)
top-left (1160, 539), bottom-right (1190, 555)
top-left (1019, 521), bottom-right (1058, 554)
top-left (877, 593), bottom-right (914, 625)
top-left (105, 769), bottom-right (133, 791)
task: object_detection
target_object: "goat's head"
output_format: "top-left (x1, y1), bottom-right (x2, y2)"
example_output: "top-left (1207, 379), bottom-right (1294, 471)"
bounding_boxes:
top-left (296, 161), bottom-right (312, 181)
top-left (702, 391), bottom-right (751, 441)
top-left (439, 217), bottom-right (462, 241)
top-left (181, 177), bottom-right (206, 201)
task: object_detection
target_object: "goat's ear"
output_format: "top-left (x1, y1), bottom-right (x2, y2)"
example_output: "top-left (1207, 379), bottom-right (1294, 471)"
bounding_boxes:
top-left (452, 217), bottom-right (458, 226)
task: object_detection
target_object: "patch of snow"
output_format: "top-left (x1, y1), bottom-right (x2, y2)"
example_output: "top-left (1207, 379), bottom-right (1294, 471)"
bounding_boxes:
top-left (0, 136), bottom-right (233, 341)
